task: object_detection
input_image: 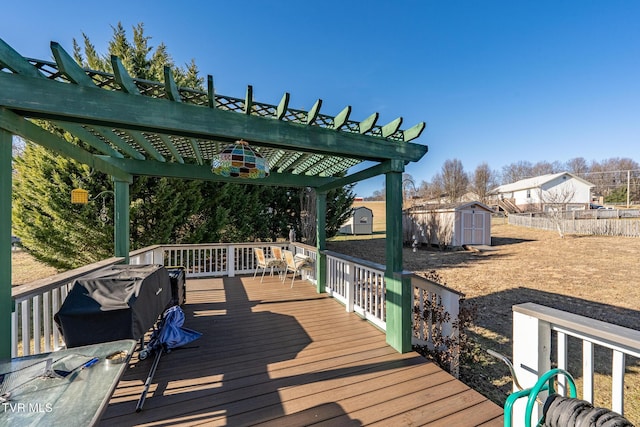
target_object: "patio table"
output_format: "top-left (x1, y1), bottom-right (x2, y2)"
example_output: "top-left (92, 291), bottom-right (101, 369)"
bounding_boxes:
top-left (0, 339), bottom-right (136, 427)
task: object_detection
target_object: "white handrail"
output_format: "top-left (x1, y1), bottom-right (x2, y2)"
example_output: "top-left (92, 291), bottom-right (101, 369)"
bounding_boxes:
top-left (324, 250), bottom-right (387, 330)
top-left (323, 250), bottom-right (464, 374)
top-left (12, 242), bottom-right (461, 364)
top-left (512, 303), bottom-right (640, 421)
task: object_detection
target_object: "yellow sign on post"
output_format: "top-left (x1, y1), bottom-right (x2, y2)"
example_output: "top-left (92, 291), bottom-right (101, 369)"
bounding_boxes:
top-left (71, 189), bottom-right (89, 204)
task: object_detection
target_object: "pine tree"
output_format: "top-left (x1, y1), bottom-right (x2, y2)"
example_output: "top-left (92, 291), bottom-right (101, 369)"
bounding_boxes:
top-left (12, 23), bottom-right (355, 268)
top-left (326, 184), bottom-right (356, 237)
top-left (13, 142), bottom-right (113, 269)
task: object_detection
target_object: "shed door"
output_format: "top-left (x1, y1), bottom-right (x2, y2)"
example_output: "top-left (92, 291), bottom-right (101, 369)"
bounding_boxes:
top-left (462, 211), bottom-right (485, 245)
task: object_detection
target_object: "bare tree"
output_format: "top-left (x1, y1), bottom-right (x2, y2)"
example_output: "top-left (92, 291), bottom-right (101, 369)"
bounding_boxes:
top-left (441, 159), bottom-right (468, 202)
top-left (539, 184), bottom-right (576, 238)
top-left (586, 157), bottom-right (640, 199)
top-left (429, 173), bottom-right (445, 201)
top-left (587, 160), bottom-right (609, 198)
top-left (417, 180), bottom-right (430, 198)
top-left (566, 157), bottom-right (589, 175)
top-left (402, 173), bottom-right (417, 201)
top-left (470, 163), bottom-right (497, 203)
top-left (531, 160), bottom-right (564, 176)
top-left (602, 157), bottom-right (639, 172)
top-left (368, 189), bottom-right (385, 201)
top-left (501, 161), bottom-right (533, 184)
top-left (299, 187), bottom-right (317, 245)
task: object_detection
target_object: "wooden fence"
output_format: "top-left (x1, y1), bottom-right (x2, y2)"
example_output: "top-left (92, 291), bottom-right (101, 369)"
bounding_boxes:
top-left (508, 214), bottom-right (640, 237)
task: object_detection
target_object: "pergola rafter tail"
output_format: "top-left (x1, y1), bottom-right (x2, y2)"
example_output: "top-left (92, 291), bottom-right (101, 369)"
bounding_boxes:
top-left (0, 71), bottom-right (427, 164)
top-left (0, 39), bottom-right (427, 165)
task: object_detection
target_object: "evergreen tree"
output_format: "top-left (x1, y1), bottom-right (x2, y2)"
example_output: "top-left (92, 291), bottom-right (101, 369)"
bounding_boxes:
top-left (298, 185), bottom-right (355, 245)
top-left (326, 184), bottom-right (356, 237)
top-left (13, 142), bottom-right (113, 269)
top-left (604, 187), bottom-right (627, 204)
top-left (13, 23), bottom-right (209, 268)
top-left (12, 23), bottom-right (356, 268)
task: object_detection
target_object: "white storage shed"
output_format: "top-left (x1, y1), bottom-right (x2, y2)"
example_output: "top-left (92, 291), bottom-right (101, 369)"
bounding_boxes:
top-left (339, 206), bottom-right (374, 235)
top-left (404, 201), bottom-right (494, 247)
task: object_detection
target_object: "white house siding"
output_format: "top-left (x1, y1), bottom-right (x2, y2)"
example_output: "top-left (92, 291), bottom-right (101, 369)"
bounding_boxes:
top-left (540, 175), bottom-right (591, 204)
top-left (513, 188), bottom-right (537, 207)
top-left (493, 172), bottom-right (594, 211)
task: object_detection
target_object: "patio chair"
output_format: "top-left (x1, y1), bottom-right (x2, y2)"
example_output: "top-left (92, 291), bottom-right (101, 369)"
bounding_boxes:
top-left (253, 248), bottom-right (280, 283)
top-left (270, 246), bottom-right (286, 278)
top-left (282, 250), bottom-right (312, 288)
top-left (270, 245), bottom-right (284, 262)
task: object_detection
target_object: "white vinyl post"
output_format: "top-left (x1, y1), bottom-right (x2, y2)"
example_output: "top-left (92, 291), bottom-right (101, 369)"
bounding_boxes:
top-left (345, 261), bottom-right (354, 313)
top-left (227, 245), bottom-right (235, 277)
top-left (512, 308), bottom-right (551, 425)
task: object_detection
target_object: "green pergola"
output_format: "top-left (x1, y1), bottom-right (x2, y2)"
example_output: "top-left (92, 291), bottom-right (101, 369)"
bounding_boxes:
top-left (0, 38), bottom-right (428, 359)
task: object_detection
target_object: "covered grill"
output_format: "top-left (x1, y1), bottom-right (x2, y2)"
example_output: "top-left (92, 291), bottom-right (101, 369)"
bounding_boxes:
top-left (54, 264), bottom-right (173, 348)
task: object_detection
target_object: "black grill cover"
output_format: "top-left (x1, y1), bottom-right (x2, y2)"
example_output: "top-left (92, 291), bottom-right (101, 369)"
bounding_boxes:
top-left (54, 264), bottom-right (172, 348)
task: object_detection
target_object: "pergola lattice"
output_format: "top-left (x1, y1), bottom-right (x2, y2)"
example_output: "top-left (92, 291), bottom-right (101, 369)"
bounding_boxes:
top-left (0, 38), bottom-right (429, 357)
top-left (0, 40), bottom-right (427, 187)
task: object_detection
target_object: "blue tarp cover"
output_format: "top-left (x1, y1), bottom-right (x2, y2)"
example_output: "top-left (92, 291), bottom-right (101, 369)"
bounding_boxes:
top-left (152, 305), bottom-right (202, 350)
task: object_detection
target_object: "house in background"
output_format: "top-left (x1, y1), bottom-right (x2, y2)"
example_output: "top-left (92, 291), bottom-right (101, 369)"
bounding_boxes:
top-left (490, 172), bottom-right (594, 213)
top-left (339, 206), bottom-right (374, 235)
top-left (403, 201), bottom-right (494, 248)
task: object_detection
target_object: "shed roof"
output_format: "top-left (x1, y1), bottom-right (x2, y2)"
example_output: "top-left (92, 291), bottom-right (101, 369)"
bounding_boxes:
top-left (406, 201), bottom-right (494, 213)
top-left (352, 206), bottom-right (373, 213)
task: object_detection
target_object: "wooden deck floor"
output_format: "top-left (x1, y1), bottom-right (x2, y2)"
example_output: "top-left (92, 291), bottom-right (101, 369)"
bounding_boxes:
top-left (100, 274), bottom-right (503, 426)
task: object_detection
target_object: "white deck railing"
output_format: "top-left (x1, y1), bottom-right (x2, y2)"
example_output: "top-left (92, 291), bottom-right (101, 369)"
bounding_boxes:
top-left (11, 243), bottom-right (458, 363)
top-left (324, 250), bottom-right (463, 375)
top-left (324, 251), bottom-right (387, 331)
top-left (128, 242), bottom-right (317, 281)
top-left (512, 303), bottom-right (640, 420)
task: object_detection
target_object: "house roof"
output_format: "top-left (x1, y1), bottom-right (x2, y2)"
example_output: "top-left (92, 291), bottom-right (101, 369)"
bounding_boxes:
top-left (491, 172), bottom-right (594, 194)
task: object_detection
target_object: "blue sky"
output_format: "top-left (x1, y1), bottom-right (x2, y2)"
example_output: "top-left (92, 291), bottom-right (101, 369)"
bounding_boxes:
top-left (3, 1), bottom-right (639, 196)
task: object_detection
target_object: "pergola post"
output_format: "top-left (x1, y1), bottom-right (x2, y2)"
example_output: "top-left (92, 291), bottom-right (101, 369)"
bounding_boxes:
top-left (385, 161), bottom-right (412, 353)
top-left (0, 129), bottom-right (12, 359)
top-left (113, 178), bottom-right (130, 263)
top-left (315, 191), bottom-right (327, 293)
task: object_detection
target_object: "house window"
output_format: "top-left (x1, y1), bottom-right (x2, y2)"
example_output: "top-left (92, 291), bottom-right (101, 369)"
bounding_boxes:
top-left (526, 189), bottom-right (531, 198)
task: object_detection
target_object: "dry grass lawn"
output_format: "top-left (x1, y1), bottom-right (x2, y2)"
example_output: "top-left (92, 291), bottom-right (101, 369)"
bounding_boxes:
top-left (11, 249), bottom-right (59, 285)
top-left (327, 221), bottom-right (640, 424)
